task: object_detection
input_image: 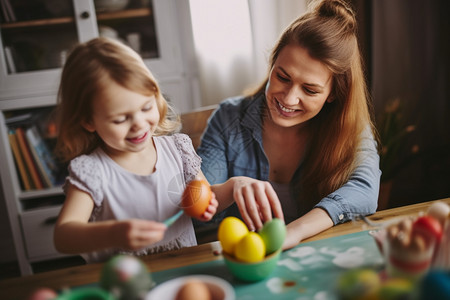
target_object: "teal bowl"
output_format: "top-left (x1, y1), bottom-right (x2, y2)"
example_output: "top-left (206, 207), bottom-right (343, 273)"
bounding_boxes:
top-left (222, 249), bottom-right (281, 282)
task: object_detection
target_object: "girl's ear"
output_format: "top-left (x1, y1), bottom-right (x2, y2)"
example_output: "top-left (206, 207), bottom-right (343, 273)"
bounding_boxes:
top-left (81, 120), bottom-right (96, 132)
top-left (326, 96), bottom-right (334, 103)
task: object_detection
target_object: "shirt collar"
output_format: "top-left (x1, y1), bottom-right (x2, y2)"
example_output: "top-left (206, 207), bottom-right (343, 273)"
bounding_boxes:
top-left (240, 93), bottom-right (266, 144)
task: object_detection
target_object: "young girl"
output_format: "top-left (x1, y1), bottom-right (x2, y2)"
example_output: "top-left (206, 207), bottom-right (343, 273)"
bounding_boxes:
top-left (53, 37), bottom-right (219, 263)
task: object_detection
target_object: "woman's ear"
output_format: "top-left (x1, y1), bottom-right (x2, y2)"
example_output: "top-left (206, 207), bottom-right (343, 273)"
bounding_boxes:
top-left (81, 120), bottom-right (96, 132)
top-left (326, 96), bottom-right (334, 103)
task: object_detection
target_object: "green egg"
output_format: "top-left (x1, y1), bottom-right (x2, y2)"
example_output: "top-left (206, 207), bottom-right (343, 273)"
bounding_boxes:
top-left (100, 255), bottom-right (155, 300)
top-left (258, 218), bottom-right (286, 254)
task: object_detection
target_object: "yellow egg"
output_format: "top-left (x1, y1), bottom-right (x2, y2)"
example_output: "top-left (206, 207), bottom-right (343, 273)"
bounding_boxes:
top-left (234, 232), bottom-right (266, 263)
top-left (218, 217), bottom-right (249, 254)
top-left (337, 268), bottom-right (380, 300)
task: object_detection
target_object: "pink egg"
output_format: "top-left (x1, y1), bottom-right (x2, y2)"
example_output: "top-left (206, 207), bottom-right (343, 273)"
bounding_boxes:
top-left (27, 288), bottom-right (57, 300)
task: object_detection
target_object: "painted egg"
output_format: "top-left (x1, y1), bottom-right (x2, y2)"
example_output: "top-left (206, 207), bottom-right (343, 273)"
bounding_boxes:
top-left (27, 288), bottom-right (57, 300)
top-left (378, 277), bottom-right (413, 299)
top-left (100, 255), bottom-right (154, 300)
top-left (427, 201), bottom-right (450, 226)
top-left (413, 215), bottom-right (443, 243)
top-left (175, 279), bottom-right (211, 300)
top-left (234, 232), bottom-right (266, 263)
top-left (181, 179), bottom-right (212, 219)
top-left (258, 218), bottom-right (286, 254)
top-left (218, 216), bottom-right (249, 254)
top-left (337, 268), bottom-right (380, 300)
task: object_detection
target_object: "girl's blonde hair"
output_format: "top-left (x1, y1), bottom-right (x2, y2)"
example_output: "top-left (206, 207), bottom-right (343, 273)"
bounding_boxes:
top-left (55, 37), bottom-right (179, 162)
top-left (251, 0), bottom-right (379, 210)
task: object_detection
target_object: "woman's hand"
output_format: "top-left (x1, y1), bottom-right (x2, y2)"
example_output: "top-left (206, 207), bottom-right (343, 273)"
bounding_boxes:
top-left (112, 219), bottom-right (167, 251)
top-left (232, 177), bottom-right (284, 231)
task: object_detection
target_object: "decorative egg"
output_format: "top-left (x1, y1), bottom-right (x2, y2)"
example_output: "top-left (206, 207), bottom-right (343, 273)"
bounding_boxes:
top-left (377, 277), bottom-right (413, 300)
top-left (336, 268), bottom-right (380, 300)
top-left (427, 201), bottom-right (450, 226)
top-left (99, 255), bottom-right (154, 300)
top-left (412, 215), bottom-right (443, 244)
top-left (258, 218), bottom-right (286, 254)
top-left (218, 217), bottom-right (249, 254)
top-left (234, 232), bottom-right (266, 263)
top-left (27, 287), bottom-right (57, 300)
top-left (418, 270), bottom-right (450, 300)
top-left (175, 279), bottom-right (211, 300)
top-left (181, 179), bottom-right (212, 219)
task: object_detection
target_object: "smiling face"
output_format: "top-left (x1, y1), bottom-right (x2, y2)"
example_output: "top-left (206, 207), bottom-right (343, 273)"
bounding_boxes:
top-left (265, 44), bottom-right (333, 129)
top-left (83, 80), bottom-right (160, 157)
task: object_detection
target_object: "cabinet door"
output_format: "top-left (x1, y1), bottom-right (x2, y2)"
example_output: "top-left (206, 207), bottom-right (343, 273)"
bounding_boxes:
top-left (21, 206), bottom-right (64, 261)
top-left (0, 0), bottom-right (81, 100)
top-left (0, 0), bottom-right (183, 101)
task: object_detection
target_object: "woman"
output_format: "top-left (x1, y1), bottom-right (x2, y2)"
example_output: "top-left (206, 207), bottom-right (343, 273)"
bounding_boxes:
top-left (197, 0), bottom-right (381, 249)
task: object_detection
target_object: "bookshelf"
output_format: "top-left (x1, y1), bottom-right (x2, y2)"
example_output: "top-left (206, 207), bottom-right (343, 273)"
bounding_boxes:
top-left (0, 0), bottom-right (199, 275)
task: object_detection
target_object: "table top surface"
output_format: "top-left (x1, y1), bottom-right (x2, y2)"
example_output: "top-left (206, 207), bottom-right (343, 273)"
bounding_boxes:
top-left (1, 198), bottom-right (449, 299)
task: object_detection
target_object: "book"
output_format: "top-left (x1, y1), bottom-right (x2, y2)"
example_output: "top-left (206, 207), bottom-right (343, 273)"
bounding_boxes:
top-left (2, 0), bottom-right (15, 22)
top-left (5, 112), bottom-right (33, 125)
top-left (4, 46), bottom-right (16, 74)
top-left (24, 125), bottom-right (60, 187)
top-left (25, 127), bottom-right (52, 188)
top-left (0, 0), bottom-right (10, 22)
top-left (15, 127), bottom-right (44, 190)
top-left (8, 130), bottom-right (32, 190)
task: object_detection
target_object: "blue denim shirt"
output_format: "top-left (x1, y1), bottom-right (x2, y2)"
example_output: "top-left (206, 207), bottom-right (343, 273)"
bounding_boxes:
top-left (197, 95), bottom-right (381, 225)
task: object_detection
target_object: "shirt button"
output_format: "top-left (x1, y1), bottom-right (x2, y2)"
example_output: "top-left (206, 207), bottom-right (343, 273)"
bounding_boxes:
top-left (338, 214), bottom-right (344, 220)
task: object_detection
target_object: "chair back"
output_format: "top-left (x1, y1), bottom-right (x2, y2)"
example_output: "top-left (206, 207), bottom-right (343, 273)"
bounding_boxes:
top-left (180, 105), bottom-right (217, 149)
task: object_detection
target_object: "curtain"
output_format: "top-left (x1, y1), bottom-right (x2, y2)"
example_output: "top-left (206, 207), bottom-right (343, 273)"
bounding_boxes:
top-left (372, 0), bottom-right (450, 206)
top-left (189, 0), bottom-right (307, 106)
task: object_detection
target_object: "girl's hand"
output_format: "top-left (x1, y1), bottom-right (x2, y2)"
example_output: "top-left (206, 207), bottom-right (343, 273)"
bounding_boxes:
top-left (112, 219), bottom-right (167, 251)
top-left (197, 192), bottom-right (219, 221)
top-left (232, 177), bottom-right (284, 231)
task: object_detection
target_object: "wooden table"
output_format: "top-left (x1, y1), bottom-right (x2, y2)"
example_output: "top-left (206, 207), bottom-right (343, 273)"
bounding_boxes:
top-left (1, 198), bottom-right (448, 300)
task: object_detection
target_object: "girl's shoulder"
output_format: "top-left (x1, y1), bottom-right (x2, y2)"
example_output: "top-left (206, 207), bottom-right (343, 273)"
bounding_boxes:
top-left (154, 133), bottom-right (193, 151)
top-left (69, 148), bottom-right (105, 171)
top-left (65, 149), bottom-right (106, 204)
top-left (156, 134), bottom-right (198, 161)
top-left (67, 148), bottom-right (118, 189)
top-left (155, 134), bottom-right (201, 183)
top-left (70, 151), bottom-right (98, 174)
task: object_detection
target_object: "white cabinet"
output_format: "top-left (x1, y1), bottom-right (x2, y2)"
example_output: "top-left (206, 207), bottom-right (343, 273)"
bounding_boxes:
top-left (21, 205), bottom-right (64, 261)
top-left (0, 0), bottom-right (199, 275)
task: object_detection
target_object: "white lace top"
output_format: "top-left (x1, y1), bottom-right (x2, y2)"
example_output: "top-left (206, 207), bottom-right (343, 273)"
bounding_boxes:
top-left (64, 134), bottom-right (201, 263)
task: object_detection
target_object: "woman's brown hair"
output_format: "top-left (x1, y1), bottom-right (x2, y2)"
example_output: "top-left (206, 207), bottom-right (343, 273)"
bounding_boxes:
top-left (251, 0), bottom-right (378, 210)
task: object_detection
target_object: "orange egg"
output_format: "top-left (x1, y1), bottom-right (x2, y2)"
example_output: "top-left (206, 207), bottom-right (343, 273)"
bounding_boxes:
top-left (175, 279), bottom-right (211, 300)
top-left (181, 179), bottom-right (212, 219)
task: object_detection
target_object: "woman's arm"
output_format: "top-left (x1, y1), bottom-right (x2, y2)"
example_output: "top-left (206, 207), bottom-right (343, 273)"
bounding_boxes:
top-left (54, 184), bottom-right (167, 254)
top-left (315, 133), bottom-right (381, 225)
top-left (283, 208), bottom-right (334, 249)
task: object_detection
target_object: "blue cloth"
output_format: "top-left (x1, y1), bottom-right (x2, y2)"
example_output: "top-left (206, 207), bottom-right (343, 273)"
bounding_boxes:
top-left (197, 94), bottom-right (381, 225)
